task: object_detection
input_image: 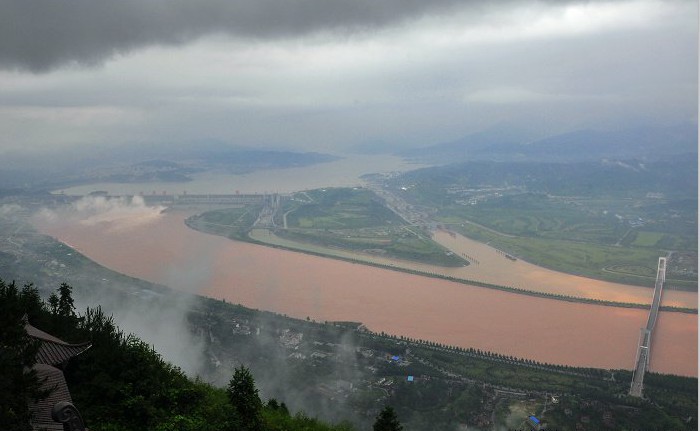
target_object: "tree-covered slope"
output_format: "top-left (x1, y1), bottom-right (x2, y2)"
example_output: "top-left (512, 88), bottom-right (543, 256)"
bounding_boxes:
top-left (0, 279), bottom-right (356, 431)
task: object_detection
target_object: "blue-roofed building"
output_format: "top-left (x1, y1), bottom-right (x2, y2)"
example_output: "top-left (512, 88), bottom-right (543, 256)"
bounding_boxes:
top-left (527, 415), bottom-right (541, 430)
top-left (407, 375), bottom-right (414, 382)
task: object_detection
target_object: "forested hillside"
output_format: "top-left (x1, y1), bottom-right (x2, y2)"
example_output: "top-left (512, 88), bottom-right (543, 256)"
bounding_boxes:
top-left (0, 279), bottom-right (366, 431)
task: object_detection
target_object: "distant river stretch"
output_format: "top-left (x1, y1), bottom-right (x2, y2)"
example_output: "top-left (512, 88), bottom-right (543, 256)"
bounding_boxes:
top-left (37, 208), bottom-right (697, 377)
top-left (57, 154), bottom-right (424, 196)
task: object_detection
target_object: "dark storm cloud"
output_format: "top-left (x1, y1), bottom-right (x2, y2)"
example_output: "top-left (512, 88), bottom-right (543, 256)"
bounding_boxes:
top-left (0, 0), bottom-right (470, 72)
top-left (0, 0), bottom-right (612, 73)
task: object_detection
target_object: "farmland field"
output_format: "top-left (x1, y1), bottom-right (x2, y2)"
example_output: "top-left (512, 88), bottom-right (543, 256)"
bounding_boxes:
top-left (386, 160), bottom-right (698, 289)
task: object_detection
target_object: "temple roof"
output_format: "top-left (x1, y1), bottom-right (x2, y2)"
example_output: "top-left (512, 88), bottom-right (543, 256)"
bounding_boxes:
top-left (24, 320), bottom-right (92, 430)
top-left (25, 322), bottom-right (91, 366)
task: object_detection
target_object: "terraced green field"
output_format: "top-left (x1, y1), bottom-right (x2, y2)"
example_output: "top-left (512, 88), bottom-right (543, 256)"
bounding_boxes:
top-left (279, 188), bottom-right (466, 267)
top-left (284, 188), bottom-right (403, 228)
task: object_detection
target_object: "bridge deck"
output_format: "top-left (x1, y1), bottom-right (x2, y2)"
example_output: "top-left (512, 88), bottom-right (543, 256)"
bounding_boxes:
top-left (629, 257), bottom-right (666, 397)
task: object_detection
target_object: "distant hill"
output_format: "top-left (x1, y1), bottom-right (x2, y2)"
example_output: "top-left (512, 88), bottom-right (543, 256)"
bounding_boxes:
top-left (400, 123), bottom-right (698, 164)
top-left (399, 124), bottom-right (529, 161)
top-left (0, 142), bottom-right (340, 190)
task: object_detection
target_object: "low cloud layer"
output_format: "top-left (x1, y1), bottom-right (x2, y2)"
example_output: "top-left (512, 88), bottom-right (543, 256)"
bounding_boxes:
top-left (35, 196), bottom-right (165, 233)
top-left (1, 0), bottom-right (630, 73)
top-left (0, 0), bottom-right (695, 154)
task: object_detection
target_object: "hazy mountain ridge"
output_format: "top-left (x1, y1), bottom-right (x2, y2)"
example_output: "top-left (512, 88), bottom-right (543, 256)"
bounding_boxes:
top-left (399, 123), bottom-right (698, 164)
top-left (393, 158), bottom-right (698, 198)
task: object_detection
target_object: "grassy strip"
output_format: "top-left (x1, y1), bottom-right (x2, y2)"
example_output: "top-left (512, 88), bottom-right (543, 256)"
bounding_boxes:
top-left (451, 221), bottom-right (698, 290)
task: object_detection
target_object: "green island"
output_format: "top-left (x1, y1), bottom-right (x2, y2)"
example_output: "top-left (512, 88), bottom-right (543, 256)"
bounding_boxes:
top-left (188, 187), bottom-right (467, 267)
top-left (185, 203), bottom-right (262, 241)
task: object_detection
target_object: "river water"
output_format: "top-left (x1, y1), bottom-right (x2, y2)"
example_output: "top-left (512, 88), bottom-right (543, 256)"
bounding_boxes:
top-left (36, 208), bottom-right (697, 376)
top-left (57, 155), bottom-right (422, 195)
top-left (430, 230), bottom-right (698, 308)
top-left (38, 156), bottom-right (698, 376)
top-left (249, 227), bottom-right (697, 308)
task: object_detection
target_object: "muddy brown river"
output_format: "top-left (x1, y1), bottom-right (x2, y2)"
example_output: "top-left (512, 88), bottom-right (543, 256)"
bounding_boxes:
top-left (35, 206), bottom-right (697, 377)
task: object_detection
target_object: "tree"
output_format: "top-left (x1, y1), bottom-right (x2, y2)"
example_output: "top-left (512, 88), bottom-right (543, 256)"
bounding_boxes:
top-left (19, 283), bottom-right (43, 322)
top-left (266, 398), bottom-right (290, 417)
top-left (373, 406), bottom-right (402, 431)
top-left (57, 283), bottom-right (76, 317)
top-left (48, 292), bottom-right (59, 315)
top-left (226, 365), bottom-right (262, 431)
top-left (0, 279), bottom-right (45, 431)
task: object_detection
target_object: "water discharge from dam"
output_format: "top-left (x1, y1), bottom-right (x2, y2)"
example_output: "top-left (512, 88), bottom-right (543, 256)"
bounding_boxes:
top-left (36, 209), bottom-right (697, 376)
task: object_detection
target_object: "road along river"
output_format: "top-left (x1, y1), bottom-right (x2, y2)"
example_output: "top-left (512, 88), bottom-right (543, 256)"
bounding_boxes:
top-left (35, 208), bottom-right (697, 376)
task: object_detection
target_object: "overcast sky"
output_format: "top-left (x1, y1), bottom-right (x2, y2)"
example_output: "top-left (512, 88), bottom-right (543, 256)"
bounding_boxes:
top-left (0, 0), bottom-right (696, 155)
